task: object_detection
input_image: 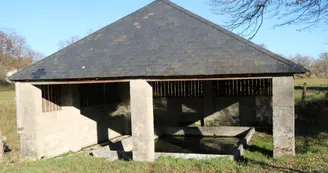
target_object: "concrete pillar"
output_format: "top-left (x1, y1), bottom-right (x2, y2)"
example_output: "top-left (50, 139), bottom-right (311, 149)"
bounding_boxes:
top-left (15, 82), bottom-right (42, 159)
top-left (130, 80), bottom-right (154, 161)
top-left (203, 81), bottom-right (214, 126)
top-left (272, 76), bottom-right (295, 157)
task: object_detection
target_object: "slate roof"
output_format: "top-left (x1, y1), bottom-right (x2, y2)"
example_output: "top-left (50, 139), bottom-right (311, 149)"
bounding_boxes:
top-left (10, 0), bottom-right (308, 81)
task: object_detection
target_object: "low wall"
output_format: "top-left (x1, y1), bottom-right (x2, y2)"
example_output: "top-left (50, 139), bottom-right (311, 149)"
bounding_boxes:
top-left (87, 126), bottom-right (255, 161)
top-left (35, 83), bottom-right (131, 159)
top-left (156, 126), bottom-right (251, 137)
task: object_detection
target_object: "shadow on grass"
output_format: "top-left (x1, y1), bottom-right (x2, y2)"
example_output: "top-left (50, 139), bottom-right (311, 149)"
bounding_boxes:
top-left (239, 158), bottom-right (304, 172)
top-left (244, 145), bottom-right (272, 157)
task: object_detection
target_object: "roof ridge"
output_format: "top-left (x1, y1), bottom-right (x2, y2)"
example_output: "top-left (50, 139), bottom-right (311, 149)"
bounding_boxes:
top-left (160, 0), bottom-right (308, 73)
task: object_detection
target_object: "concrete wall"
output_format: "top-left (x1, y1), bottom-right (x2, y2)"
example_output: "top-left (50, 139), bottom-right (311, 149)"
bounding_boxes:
top-left (16, 82), bottom-right (131, 159)
top-left (153, 81), bottom-right (272, 127)
top-left (154, 98), bottom-right (203, 126)
top-left (205, 96), bottom-right (272, 126)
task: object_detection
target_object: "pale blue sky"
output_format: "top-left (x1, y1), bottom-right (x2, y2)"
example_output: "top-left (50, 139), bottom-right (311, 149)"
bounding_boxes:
top-left (0, 0), bottom-right (327, 58)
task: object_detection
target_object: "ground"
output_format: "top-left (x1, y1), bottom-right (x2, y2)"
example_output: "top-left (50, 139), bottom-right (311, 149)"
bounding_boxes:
top-left (0, 78), bottom-right (327, 173)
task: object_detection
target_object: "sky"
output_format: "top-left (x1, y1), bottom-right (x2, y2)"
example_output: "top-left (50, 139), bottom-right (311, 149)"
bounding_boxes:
top-left (0, 0), bottom-right (327, 59)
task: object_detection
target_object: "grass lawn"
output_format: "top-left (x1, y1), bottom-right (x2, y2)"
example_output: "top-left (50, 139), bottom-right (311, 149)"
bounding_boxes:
top-left (0, 78), bottom-right (327, 172)
top-left (294, 78), bottom-right (328, 102)
top-left (0, 91), bottom-right (15, 103)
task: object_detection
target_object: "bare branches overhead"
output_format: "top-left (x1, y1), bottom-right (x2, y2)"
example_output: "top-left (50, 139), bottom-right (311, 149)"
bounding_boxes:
top-left (0, 29), bottom-right (43, 83)
top-left (209, 0), bottom-right (328, 39)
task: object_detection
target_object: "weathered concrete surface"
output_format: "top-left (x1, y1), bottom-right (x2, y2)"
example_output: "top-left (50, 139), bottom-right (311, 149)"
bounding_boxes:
top-left (157, 126), bottom-right (251, 137)
top-left (38, 85), bottom-right (82, 158)
top-left (91, 146), bottom-right (132, 161)
top-left (15, 82), bottom-right (42, 159)
top-left (130, 80), bottom-right (154, 161)
top-left (153, 97), bottom-right (203, 126)
top-left (154, 95), bottom-right (272, 127)
top-left (244, 127), bottom-right (255, 144)
top-left (16, 82), bottom-right (131, 159)
top-left (272, 76), bottom-right (295, 157)
top-left (232, 127), bottom-right (255, 160)
top-left (204, 96), bottom-right (272, 126)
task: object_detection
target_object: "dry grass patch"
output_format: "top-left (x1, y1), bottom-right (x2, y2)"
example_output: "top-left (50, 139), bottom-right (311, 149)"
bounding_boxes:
top-left (0, 102), bottom-right (20, 163)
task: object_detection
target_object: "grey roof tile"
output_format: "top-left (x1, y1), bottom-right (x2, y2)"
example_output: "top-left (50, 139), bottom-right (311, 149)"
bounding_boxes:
top-left (10, 0), bottom-right (308, 81)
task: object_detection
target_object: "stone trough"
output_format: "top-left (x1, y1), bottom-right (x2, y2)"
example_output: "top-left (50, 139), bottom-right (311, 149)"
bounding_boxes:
top-left (81, 126), bottom-right (255, 161)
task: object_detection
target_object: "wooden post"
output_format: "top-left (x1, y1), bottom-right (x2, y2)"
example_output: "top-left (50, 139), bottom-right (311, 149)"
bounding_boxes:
top-left (0, 128), bottom-right (3, 161)
top-left (302, 82), bottom-right (307, 102)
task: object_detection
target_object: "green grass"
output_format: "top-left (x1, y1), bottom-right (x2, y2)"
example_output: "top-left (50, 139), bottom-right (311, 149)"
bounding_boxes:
top-left (0, 79), bottom-right (328, 172)
top-left (1, 132), bottom-right (328, 172)
top-left (0, 91), bottom-right (15, 103)
top-left (294, 78), bottom-right (328, 102)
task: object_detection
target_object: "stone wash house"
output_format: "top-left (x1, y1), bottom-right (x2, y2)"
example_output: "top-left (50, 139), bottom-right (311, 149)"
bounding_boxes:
top-left (10, 0), bottom-right (307, 161)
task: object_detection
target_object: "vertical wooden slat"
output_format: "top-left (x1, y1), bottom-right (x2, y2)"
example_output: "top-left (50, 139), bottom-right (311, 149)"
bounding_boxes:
top-left (167, 81), bottom-right (170, 97)
top-left (41, 85), bottom-right (43, 112)
top-left (176, 81), bottom-right (178, 97)
top-left (173, 81), bottom-right (175, 97)
top-left (191, 81), bottom-right (194, 97)
top-left (192, 81), bottom-right (194, 97)
top-left (262, 79), bottom-right (265, 96)
top-left (46, 85), bottom-right (50, 112)
top-left (247, 80), bottom-right (250, 96)
top-left (53, 85), bottom-right (57, 111)
top-left (157, 82), bottom-right (159, 97)
top-left (252, 80), bottom-right (255, 96)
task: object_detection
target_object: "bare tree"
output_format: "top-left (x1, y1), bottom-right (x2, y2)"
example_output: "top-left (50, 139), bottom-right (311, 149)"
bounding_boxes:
top-left (0, 29), bottom-right (40, 83)
top-left (209, 0), bottom-right (328, 39)
top-left (317, 52), bottom-right (328, 78)
top-left (289, 54), bottom-right (313, 70)
top-left (289, 54), bottom-right (313, 77)
top-left (57, 36), bottom-right (80, 50)
top-left (258, 43), bottom-right (267, 48)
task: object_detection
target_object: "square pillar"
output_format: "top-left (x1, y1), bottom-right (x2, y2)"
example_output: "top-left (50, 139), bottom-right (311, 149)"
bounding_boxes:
top-left (15, 82), bottom-right (42, 159)
top-left (272, 76), bottom-right (295, 157)
top-left (130, 80), bottom-right (154, 161)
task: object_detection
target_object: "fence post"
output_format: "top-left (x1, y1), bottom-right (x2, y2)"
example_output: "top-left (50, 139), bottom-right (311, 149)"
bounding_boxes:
top-left (302, 82), bottom-right (307, 102)
top-left (0, 128), bottom-right (3, 161)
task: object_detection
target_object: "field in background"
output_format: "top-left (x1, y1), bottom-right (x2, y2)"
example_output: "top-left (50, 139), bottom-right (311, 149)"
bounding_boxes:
top-left (294, 78), bottom-right (328, 102)
top-left (0, 78), bottom-right (327, 172)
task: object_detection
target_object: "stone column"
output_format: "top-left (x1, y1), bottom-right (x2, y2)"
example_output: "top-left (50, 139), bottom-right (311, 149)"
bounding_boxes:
top-left (272, 76), bottom-right (295, 157)
top-left (15, 82), bottom-right (42, 159)
top-left (130, 80), bottom-right (154, 161)
top-left (203, 81), bottom-right (214, 126)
